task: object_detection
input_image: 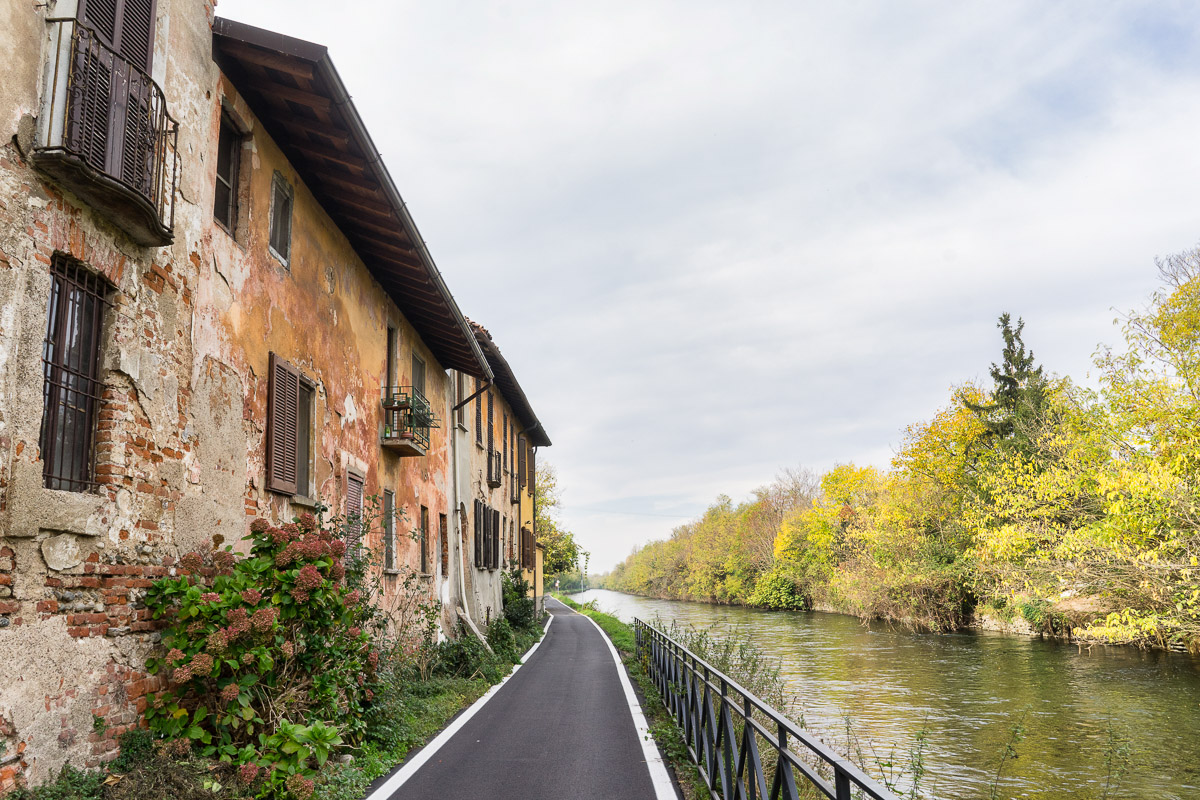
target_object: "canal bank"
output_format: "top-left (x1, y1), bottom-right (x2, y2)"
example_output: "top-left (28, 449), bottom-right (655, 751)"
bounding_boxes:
top-left (570, 588), bottom-right (1200, 800)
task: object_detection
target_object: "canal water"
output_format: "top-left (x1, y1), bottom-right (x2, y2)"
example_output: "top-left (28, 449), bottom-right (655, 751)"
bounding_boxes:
top-left (568, 588), bottom-right (1200, 800)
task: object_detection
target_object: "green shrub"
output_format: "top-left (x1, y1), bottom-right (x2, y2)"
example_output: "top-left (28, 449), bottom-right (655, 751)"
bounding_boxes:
top-left (143, 511), bottom-right (377, 798)
top-left (501, 570), bottom-right (536, 631)
top-left (8, 764), bottom-right (103, 800)
top-left (485, 618), bottom-right (517, 662)
top-left (747, 570), bottom-right (808, 610)
top-left (110, 728), bottom-right (157, 773)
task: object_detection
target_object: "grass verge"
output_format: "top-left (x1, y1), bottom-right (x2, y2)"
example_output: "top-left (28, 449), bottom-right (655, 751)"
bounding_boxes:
top-left (553, 593), bottom-right (707, 800)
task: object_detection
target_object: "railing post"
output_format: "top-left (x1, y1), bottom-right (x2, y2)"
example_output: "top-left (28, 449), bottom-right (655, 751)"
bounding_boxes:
top-left (835, 768), bottom-right (852, 800)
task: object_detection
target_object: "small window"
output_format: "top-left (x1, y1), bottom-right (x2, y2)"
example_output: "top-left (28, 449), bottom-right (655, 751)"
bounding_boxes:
top-left (214, 114), bottom-right (240, 233)
top-left (383, 490), bottom-right (395, 571)
top-left (487, 391), bottom-right (494, 451)
top-left (411, 353), bottom-right (426, 398)
top-left (296, 382), bottom-right (314, 497)
top-left (269, 172), bottom-right (293, 265)
top-left (455, 374), bottom-right (465, 427)
top-left (40, 255), bottom-right (110, 492)
top-left (502, 413), bottom-right (508, 473)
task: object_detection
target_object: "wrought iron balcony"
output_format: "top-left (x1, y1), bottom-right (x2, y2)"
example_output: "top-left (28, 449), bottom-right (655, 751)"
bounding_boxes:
top-left (381, 386), bottom-right (438, 457)
top-left (34, 18), bottom-right (178, 246)
top-left (487, 449), bottom-right (502, 488)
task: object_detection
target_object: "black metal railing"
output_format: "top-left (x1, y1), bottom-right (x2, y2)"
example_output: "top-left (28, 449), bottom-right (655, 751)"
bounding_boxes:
top-left (487, 448), bottom-right (502, 488)
top-left (37, 17), bottom-right (178, 243)
top-left (635, 619), bottom-right (897, 800)
top-left (382, 386), bottom-right (438, 450)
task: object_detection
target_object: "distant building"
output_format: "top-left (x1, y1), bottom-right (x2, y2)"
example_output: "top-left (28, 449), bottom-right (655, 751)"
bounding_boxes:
top-left (0, 2), bottom-right (549, 790)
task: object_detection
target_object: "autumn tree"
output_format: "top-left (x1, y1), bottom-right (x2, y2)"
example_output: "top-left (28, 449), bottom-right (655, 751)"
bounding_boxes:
top-left (535, 462), bottom-right (586, 575)
top-left (962, 313), bottom-right (1049, 458)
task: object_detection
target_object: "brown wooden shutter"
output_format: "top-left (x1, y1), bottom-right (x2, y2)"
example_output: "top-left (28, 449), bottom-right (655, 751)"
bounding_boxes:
top-left (492, 509), bottom-right (500, 569)
top-left (473, 500), bottom-right (482, 568)
top-left (80, 0), bottom-right (157, 72)
top-left (475, 380), bottom-right (482, 444)
top-left (517, 435), bottom-right (526, 489)
top-left (266, 353), bottom-right (299, 495)
top-left (528, 447), bottom-right (536, 497)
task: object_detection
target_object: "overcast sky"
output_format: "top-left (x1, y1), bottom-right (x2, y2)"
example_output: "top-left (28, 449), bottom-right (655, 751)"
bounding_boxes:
top-left (219, 0), bottom-right (1200, 572)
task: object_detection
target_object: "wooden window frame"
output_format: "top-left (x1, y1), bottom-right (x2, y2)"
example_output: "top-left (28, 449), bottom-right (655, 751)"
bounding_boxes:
top-left (213, 112), bottom-right (240, 234)
top-left (266, 353), bottom-right (302, 495)
top-left (268, 171), bottom-right (293, 266)
top-left (411, 353), bottom-right (426, 398)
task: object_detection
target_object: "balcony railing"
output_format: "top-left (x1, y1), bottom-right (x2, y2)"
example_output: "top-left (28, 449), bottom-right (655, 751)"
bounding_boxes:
top-left (381, 386), bottom-right (438, 457)
top-left (34, 18), bottom-right (178, 246)
top-left (510, 473), bottom-right (520, 504)
top-left (487, 449), bottom-right (502, 488)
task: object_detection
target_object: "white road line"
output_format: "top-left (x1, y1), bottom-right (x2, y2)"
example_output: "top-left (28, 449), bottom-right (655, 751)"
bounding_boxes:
top-left (363, 613), bottom-right (554, 800)
top-left (571, 603), bottom-right (679, 800)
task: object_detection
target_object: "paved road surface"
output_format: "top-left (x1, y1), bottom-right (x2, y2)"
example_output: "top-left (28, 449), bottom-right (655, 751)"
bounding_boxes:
top-left (379, 597), bottom-right (667, 799)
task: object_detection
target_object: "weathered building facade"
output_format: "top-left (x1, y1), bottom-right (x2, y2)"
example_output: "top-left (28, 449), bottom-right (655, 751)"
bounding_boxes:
top-left (0, 1), bottom-right (549, 791)
top-left (453, 323), bottom-right (551, 626)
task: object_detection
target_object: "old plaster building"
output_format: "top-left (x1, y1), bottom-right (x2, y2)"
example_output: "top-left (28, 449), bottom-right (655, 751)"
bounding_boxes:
top-left (0, 0), bottom-right (550, 790)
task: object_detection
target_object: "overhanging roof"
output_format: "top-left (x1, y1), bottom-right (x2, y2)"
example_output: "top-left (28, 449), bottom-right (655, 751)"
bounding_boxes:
top-left (211, 18), bottom-right (492, 381)
top-left (470, 321), bottom-right (551, 448)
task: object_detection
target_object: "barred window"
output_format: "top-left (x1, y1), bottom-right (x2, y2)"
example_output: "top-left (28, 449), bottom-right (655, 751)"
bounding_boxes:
top-left (268, 172), bottom-right (293, 265)
top-left (383, 489), bottom-right (395, 571)
top-left (40, 255), bottom-right (110, 492)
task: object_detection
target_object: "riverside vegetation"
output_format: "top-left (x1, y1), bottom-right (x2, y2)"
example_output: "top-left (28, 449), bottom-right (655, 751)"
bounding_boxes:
top-left (9, 504), bottom-right (544, 800)
top-left (602, 245), bottom-right (1200, 652)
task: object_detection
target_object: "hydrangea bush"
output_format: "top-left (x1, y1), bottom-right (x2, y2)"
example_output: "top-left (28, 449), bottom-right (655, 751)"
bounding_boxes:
top-left (144, 512), bottom-right (377, 798)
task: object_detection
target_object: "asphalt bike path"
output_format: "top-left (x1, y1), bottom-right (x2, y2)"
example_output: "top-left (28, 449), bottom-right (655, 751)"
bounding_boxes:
top-left (373, 597), bottom-right (672, 799)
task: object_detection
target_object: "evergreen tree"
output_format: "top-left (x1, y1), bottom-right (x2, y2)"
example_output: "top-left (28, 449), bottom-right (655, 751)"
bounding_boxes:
top-left (963, 313), bottom-right (1048, 456)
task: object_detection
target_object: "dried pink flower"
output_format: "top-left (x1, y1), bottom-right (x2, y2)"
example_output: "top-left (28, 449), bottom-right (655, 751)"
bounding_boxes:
top-left (220, 683), bottom-right (239, 704)
top-left (281, 641), bottom-right (295, 658)
top-left (238, 762), bottom-right (261, 784)
top-left (206, 629), bottom-right (229, 654)
top-left (348, 627), bottom-right (361, 638)
top-left (166, 648), bottom-right (185, 664)
top-left (298, 512), bottom-right (316, 532)
top-left (289, 588), bottom-right (309, 604)
top-left (295, 565), bottom-right (323, 592)
top-left (250, 606), bottom-right (277, 633)
top-left (180, 552), bottom-right (204, 573)
top-left (191, 652), bottom-right (214, 675)
top-left (249, 519), bottom-right (270, 534)
top-left (241, 588), bottom-right (262, 605)
top-left (173, 665), bottom-right (193, 683)
top-left (285, 774), bottom-right (314, 800)
top-left (345, 589), bottom-right (361, 606)
top-left (330, 539), bottom-right (347, 557)
top-left (200, 592), bottom-right (220, 604)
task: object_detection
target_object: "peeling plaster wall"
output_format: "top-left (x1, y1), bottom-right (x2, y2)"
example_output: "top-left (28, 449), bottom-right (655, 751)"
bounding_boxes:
top-left (0, 0), bottom-right (464, 789)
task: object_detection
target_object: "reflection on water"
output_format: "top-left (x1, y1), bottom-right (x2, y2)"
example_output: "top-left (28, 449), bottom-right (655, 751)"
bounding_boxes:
top-left (569, 589), bottom-right (1200, 800)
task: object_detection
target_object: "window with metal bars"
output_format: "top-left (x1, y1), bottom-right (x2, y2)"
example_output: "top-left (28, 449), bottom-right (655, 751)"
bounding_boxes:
top-left (440, 513), bottom-right (449, 573)
top-left (40, 255), bottom-right (111, 492)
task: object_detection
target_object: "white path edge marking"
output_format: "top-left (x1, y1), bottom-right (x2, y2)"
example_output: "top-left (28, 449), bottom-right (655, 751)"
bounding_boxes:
top-left (573, 604), bottom-right (678, 800)
top-left (364, 612), bottom-right (554, 800)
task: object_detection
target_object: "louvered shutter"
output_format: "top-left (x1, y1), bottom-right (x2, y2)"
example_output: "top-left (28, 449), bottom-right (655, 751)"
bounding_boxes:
top-left (517, 435), bottom-right (526, 489)
top-left (80, 0), bottom-right (157, 72)
top-left (346, 472), bottom-right (364, 552)
top-left (266, 353), bottom-right (299, 494)
top-left (492, 509), bottom-right (500, 569)
top-left (528, 447), bottom-right (536, 497)
top-left (474, 500), bottom-right (482, 568)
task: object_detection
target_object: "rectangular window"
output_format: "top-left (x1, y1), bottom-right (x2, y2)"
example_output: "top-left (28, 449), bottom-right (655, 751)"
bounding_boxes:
top-left (411, 353), bottom-right (426, 397)
top-left (420, 505), bottom-right (429, 573)
top-left (40, 255), bottom-right (109, 493)
top-left (214, 113), bottom-right (239, 232)
top-left (383, 489), bottom-right (395, 570)
top-left (502, 413), bottom-right (508, 474)
top-left (296, 381), bottom-right (314, 497)
top-left (269, 172), bottom-right (293, 265)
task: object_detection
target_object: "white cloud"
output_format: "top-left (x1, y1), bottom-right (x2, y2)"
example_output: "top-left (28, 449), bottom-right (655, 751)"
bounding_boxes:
top-left (218, 0), bottom-right (1200, 570)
